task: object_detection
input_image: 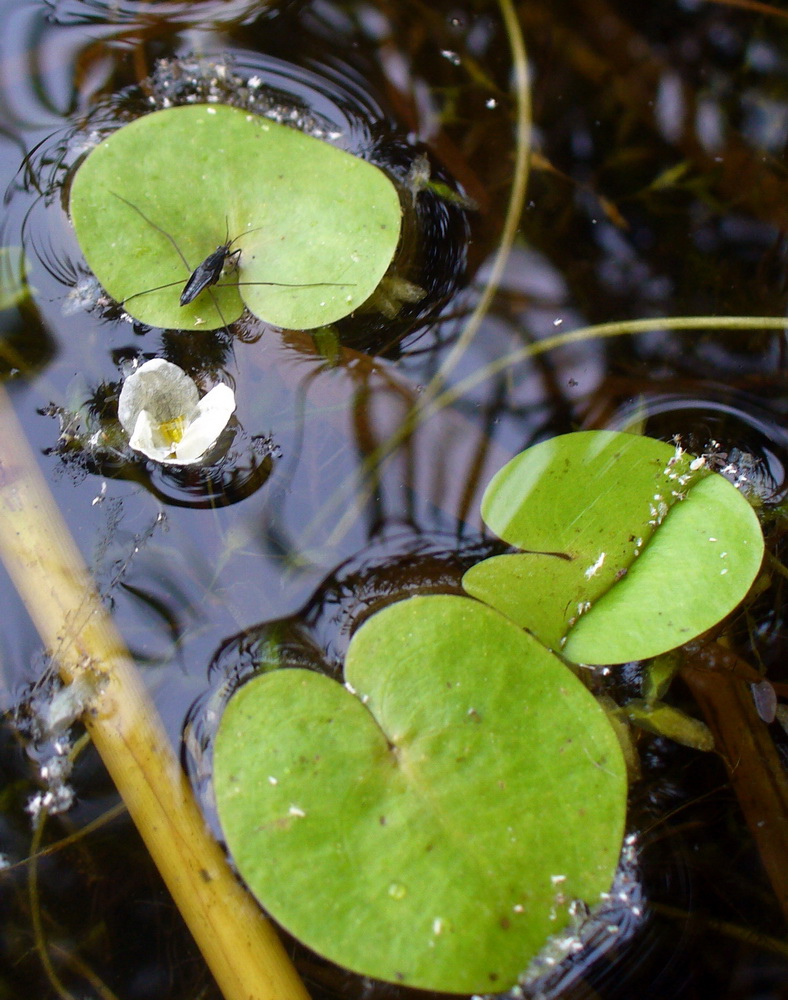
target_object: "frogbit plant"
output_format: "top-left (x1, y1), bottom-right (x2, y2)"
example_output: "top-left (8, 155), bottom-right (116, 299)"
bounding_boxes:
top-left (69, 104), bottom-right (402, 331)
top-left (118, 358), bottom-right (235, 465)
top-left (463, 430), bottom-right (764, 664)
top-left (212, 429), bottom-right (765, 993)
top-left (213, 594), bottom-right (627, 994)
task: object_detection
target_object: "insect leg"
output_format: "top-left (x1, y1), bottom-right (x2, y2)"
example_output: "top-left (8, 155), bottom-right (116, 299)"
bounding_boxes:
top-left (111, 191), bottom-right (192, 272)
top-left (122, 278), bottom-right (189, 306)
top-left (232, 280), bottom-right (354, 288)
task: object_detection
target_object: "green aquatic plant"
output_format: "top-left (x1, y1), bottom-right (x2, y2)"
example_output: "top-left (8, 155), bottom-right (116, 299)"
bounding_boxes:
top-left (214, 594), bottom-right (626, 994)
top-left (463, 430), bottom-right (765, 664)
top-left (69, 104), bottom-right (402, 331)
top-left (213, 429), bottom-right (765, 989)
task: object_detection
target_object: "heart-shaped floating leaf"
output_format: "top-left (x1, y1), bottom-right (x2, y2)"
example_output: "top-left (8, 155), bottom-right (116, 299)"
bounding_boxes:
top-left (463, 431), bottom-right (764, 664)
top-left (213, 594), bottom-right (626, 993)
top-left (69, 104), bottom-right (401, 331)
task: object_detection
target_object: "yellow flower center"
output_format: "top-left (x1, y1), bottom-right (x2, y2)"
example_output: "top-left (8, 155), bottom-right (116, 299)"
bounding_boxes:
top-left (158, 415), bottom-right (186, 445)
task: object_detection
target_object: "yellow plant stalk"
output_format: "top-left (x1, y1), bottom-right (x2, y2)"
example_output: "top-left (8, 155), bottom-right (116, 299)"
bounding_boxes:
top-left (0, 385), bottom-right (310, 1000)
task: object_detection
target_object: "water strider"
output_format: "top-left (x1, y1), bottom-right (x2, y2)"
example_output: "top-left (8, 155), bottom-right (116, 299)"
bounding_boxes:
top-left (111, 191), bottom-right (350, 309)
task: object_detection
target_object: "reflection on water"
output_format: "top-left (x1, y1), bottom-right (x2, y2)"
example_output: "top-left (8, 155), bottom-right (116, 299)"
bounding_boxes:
top-left (0, 0), bottom-right (786, 998)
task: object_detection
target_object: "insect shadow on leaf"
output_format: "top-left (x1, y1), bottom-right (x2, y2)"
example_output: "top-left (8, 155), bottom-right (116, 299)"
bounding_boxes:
top-left (110, 192), bottom-right (352, 325)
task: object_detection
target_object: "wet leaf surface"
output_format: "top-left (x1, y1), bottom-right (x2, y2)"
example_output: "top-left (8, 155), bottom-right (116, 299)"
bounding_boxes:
top-left (69, 104), bottom-right (401, 331)
top-left (213, 594), bottom-right (626, 993)
top-left (463, 431), bottom-right (764, 664)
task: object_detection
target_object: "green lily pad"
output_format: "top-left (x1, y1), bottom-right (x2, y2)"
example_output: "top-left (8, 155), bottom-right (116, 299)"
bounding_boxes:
top-left (213, 594), bottom-right (626, 993)
top-left (69, 104), bottom-right (401, 331)
top-left (463, 431), bottom-right (764, 664)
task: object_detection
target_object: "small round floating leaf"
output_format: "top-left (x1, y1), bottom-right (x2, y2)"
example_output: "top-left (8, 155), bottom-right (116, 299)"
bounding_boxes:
top-left (463, 431), bottom-right (764, 664)
top-left (69, 104), bottom-right (402, 331)
top-left (213, 594), bottom-right (626, 994)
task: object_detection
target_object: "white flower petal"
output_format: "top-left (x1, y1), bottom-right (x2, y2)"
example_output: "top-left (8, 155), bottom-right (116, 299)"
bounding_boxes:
top-left (118, 359), bottom-right (199, 436)
top-left (172, 383), bottom-right (236, 463)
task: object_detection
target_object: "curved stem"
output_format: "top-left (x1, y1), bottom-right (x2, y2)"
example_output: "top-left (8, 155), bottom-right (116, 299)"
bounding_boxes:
top-left (422, 314), bottom-right (788, 418)
top-left (421, 0), bottom-right (531, 400)
top-left (303, 0), bottom-right (531, 551)
top-left (314, 312), bottom-right (787, 552)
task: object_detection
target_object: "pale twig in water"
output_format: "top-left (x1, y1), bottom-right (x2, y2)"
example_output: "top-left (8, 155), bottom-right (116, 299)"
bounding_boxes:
top-left (0, 385), bottom-right (310, 1000)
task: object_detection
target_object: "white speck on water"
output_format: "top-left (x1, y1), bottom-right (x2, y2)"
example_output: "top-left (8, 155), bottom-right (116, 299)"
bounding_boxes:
top-left (91, 480), bottom-right (108, 506)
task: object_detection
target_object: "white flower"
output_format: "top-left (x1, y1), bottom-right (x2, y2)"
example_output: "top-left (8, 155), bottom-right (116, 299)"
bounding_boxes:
top-left (118, 359), bottom-right (235, 465)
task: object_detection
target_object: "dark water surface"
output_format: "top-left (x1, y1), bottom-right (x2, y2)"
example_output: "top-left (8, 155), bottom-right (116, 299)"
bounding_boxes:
top-left (0, 1), bottom-right (786, 998)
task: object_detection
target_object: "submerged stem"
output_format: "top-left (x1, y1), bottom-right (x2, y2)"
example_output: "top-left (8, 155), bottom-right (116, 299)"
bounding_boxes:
top-left (423, 314), bottom-right (788, 419)
top-left (302, 0), bottom-right (531, 551)
top-left (421, 0), bottom-right (532, 398)
top-left (28, 814), bottom-right (79, 1000)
